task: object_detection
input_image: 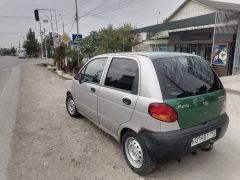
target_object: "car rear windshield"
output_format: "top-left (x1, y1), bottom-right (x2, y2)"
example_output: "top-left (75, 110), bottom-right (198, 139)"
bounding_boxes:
top-left (151, 56), bottom-right (223, 100)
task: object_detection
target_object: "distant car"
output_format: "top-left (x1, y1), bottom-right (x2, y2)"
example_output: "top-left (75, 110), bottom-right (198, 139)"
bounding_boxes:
top-left (18, 50), bottom-right (26, 58)
top-left (66, 52), bottom-right (229, 175)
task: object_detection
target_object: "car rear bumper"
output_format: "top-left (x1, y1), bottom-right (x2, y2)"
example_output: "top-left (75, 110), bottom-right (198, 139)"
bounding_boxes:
top-left (139, 113), bottom-right (229, 160)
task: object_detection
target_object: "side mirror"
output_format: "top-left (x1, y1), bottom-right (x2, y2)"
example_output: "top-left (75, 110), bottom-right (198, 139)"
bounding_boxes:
top-left (74, 73), bottom-right (84, 83)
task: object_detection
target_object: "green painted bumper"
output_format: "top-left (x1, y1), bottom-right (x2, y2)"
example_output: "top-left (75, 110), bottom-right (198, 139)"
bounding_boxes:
top-left (165, 89), bottom-right (225, 129)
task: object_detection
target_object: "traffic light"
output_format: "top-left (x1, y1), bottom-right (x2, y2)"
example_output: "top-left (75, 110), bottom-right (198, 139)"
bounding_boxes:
top-left (34, 9), bottom-right (40, 21)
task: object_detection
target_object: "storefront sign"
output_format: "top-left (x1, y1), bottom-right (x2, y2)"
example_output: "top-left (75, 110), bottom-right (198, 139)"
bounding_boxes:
top-left (212, 45), bottom-right (228, 65)
top-left (181, 33), bottom-right (212, 41)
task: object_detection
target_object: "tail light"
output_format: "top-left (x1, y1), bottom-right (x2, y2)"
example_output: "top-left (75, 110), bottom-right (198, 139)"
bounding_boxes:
top-left (148, 103), bottom-right (178, 123)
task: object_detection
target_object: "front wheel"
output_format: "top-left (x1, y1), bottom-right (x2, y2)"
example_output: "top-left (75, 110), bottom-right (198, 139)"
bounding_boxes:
top-left (122, 130), bottom-right (156, 176)
top-left (66, 94), bottom-right (80, 118)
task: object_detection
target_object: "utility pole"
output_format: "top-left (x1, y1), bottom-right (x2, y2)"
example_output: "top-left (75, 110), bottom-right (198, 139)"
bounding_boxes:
top-left (75, 0), bottom-right (80, 36)
top-left (50, 10), bottom-right (54, 34)
top-left (54, 10), bottom-right (59, 40)
top-left (44, 28), bottom-right (48, 58)
top-left (62, 21), bottom-right (65, 34)
top-left (39, 21), bottom-right (44, 59)
top-left (37, 9), bottom-right (59, 49)
top-left (75, 0), bottom-right (80, 66)
top-left (18, 41), bottom-right (21, 53)
top-left (59, 13), bottom-right (65, 34)
top-left (157, 11), bottom-right (161, 24)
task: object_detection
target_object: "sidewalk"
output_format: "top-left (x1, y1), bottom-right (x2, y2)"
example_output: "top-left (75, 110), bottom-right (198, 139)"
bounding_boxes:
top-left (220, 75), bottom-right (240, 95)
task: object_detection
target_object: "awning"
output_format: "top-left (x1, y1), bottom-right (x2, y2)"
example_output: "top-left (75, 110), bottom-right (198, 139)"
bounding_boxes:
top-left (129, 13), bottom-right (216, 34)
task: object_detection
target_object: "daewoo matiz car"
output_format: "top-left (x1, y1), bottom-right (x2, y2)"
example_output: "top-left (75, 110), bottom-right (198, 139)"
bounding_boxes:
top-left (66, 52), bottom-right (229, 175)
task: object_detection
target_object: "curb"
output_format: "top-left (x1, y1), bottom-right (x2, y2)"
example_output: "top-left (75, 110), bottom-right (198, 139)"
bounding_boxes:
top-left (41, 63), bottom-right (74, 80)
top-left (225, 88), bottom-right (240, 95)
top-left (56, 70), bottom-right (74, 80)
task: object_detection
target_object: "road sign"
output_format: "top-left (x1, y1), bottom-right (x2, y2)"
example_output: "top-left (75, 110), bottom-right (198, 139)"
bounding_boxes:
top-left (62, 34), bottom-right (71, 44)
top-left (53, 41), bottom-right (60, 48)
top-left (72, 34), bottom-right (82, 45)
top-left (52, 33), bottom-right (60, 48)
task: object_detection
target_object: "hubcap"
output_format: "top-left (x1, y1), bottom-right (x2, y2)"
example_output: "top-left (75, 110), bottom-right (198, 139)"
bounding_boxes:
top-left (67, 98), bottom-right (76, 115)
top-left (125, 137), bottom-right (143, 168)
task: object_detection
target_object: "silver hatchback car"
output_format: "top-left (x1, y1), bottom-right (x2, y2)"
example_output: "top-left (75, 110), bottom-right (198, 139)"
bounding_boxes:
top-left (66, 52), bottom-right (228, 175)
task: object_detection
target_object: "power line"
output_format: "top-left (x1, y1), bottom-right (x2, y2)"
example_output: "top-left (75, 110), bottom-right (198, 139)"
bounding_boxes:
top-left (60, 0), bottom-right (142, 35)
top-left (84, 14), bottom-right (123, 24)
top-left (0, 32), bottom-right (26, 34)
top-left (79, 0), bottom-right (140, 18)
top-left (68, 20), bottom-right (75, 36)
top-left (0, 15), bottom-right (32, 19)
top-left (79, 0), bottom-right (110, 18)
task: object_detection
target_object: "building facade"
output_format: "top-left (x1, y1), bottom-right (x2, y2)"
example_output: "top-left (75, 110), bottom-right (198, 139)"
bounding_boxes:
top-left (132, 0), bottom-right (240, 77)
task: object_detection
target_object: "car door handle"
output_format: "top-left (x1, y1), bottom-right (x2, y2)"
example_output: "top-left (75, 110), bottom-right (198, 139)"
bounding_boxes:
top-left (90, 87), bottom-right (96, 93)
top-left (122, 97), bottom-right (131, 105)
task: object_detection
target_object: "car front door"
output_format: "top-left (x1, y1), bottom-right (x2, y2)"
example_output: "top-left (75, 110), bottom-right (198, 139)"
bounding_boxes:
top-left (75, 57), bottom-right (108, 124)
top-left (98, 57), bottom-right (140, 136)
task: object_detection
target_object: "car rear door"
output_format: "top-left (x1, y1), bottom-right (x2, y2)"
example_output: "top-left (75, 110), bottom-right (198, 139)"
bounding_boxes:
top-left (74, 57), bottom-right (108, 124)
top-left (98, 57), bottom-right (140, 136)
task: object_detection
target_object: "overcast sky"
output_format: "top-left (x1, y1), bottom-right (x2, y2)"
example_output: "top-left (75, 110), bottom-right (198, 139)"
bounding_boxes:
top-left (0, 0), bottom-right (240, 48)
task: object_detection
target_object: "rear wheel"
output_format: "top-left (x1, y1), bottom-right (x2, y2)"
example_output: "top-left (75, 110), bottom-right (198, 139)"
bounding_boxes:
top-left (122, 130), bottom-right (156, 176)
top-left (66, 94), bottom-right (80, 118)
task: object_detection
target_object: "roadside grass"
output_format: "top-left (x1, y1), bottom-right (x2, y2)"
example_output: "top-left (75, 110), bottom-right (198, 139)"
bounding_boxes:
top-left (38, 63), bottom-right (74, 80)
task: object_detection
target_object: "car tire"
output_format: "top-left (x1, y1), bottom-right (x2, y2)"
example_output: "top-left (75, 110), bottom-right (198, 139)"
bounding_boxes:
top-left (122, 130), bottom-right (156, 176)
top-left (66, 94), bottom-right (80, 118)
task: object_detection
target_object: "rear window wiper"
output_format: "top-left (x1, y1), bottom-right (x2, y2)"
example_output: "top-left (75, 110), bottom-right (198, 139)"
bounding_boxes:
top-left (163, 73), bottom-right (191, 97)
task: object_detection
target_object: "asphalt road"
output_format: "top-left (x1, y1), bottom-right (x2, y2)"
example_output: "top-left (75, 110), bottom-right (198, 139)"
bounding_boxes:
top-left (0, 56), bottom-right (51, 180)
top-left (5, 63), bottom-right (240, 180)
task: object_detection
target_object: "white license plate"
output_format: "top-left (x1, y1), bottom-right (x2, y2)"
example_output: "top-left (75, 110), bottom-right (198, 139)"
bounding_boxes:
top-left (191, 130), bottom-right (216, 147)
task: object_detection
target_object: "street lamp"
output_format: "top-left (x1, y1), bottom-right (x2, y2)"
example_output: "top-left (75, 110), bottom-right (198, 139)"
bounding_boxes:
top-left (157, 11), bottom-right (161, 24)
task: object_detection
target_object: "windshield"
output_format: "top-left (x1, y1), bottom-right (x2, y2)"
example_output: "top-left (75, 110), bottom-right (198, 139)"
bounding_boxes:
top-left (151, 56), bottom-right (223, 100)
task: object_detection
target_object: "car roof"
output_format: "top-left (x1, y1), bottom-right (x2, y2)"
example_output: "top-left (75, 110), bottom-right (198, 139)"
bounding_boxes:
top-left (94, 52), bottom-right (198, 60)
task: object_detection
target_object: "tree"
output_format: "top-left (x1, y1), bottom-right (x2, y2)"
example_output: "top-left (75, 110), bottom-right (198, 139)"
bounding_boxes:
top-left (115, 23), bottom-right (140, 52)
top-left (52, 23), bottom-right (140, 72)
top-left (65, 47), bottom-right (80, 72)
top-left (80, 23), bottom-right (140, 57)
top-left (0, 48), bottom-right (12, 56)
top-left (80, 31), bottom-right (101, 58)
top-left (23, 28), bottom-right (39, 57)
top-left (98, 24), bottom-right (116, 53)
top-left (52, 43), bottom-right (67, 70)
top-left (43, 33), bottom-right (54, 57)
top-left (11, 47), bottom-right (16, 55)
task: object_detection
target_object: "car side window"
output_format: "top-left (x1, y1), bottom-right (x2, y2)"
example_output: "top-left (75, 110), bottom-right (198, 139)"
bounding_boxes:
top-left (82, 58), bottom-right (108, 84)
top-left (74, 66), bottom-right (86, 80)
top-left (80, 66), bottom-right (86, 75)
top-left (105, 58), bottom-right (139, 94)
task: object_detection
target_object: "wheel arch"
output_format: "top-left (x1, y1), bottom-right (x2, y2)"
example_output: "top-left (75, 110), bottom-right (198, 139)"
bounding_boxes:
top-left (120, 128), bottom-right (134, 144)
top-left (66, 91), bottom-right (72, 97)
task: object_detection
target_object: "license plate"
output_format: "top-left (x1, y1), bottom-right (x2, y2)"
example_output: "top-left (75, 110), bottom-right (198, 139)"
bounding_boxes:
top-left (191, 130), bottom-right (216, 147)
